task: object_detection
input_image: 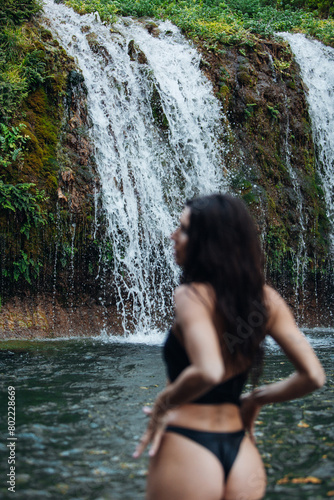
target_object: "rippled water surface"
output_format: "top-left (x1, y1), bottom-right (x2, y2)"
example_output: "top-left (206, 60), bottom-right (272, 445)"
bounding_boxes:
top-left (0, 329), bottom-right (333, 499)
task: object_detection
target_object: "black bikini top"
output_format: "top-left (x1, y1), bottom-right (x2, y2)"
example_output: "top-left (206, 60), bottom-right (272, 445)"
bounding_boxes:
top-left (163, 328), bottom-right (248, 406)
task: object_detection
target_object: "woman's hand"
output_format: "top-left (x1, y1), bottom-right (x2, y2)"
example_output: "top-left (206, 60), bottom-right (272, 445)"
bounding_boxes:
top-left (240, 392), bottom-right (262, 444)
top-left (133, 397), bottom-right (169, 459)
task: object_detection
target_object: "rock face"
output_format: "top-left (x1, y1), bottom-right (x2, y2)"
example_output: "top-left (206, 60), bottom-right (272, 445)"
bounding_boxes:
top-left (0, 19), bottom-right (332, 338)
top-left (0, 296), bottom-right (123, 338)
top-left (199, 39), bottom-right (329, 265)
top-left (197, 39), bottom-right (332, 324)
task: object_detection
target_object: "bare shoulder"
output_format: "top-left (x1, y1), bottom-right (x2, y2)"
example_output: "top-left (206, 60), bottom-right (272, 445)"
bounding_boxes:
top-left (264, 285), bottom-right (288, 315)
top-left (174, 283), bottom-right (215, 322)
top-left (264, 284), bottom-right (285, 306)
top-left (174, 283), bottom-right (215, 309)
top-left (263, 284), bottom-right (298, 336)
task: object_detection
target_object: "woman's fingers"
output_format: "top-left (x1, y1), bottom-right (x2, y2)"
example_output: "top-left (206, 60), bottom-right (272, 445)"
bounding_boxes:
top-left (149, 426), bottom-right (164, 457)
top-left (133, 402), bottom-right (167, 459)
top-left (133, 410), bottom-right (166, 458)
top-left (133, 430), bottom-right (151, 458)
top-left (133, 407), bottom-right (154, 457)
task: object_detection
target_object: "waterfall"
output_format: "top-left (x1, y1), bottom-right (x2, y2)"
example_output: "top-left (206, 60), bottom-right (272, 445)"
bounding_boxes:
top-left (283, 92), bottom-right (307, 318)
top-left (42, 0), bottom-right (226, 334)
top-left (279, 33), bottom-right (334, 252)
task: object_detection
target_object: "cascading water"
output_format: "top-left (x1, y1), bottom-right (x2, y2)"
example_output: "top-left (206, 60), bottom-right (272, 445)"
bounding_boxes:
top-left (42, 0), bottom-right (227, 334)
top-left (279, 33), bottom-right (334, 252)
top-left (283, 93), bottom-right (307, 317)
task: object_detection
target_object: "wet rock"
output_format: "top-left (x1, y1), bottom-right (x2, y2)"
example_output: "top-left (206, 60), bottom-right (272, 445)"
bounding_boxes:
top-left (41, 29), bottom-right (52, 42)
top-left (86, 33), bottom-right (111, 65)
top-left (61, 170), bottom-right (75, 184)
top-left (150, 83), bottom-right (169, 131)
top-left (0, 296), bottom-right (123, 338)
top-left (195, 37), bottom-right (330, 309)
top-left (57, 187), bottom-right (68, 203)
top-left (144, 22), bottom-right (160, 37)
top-left (128, 40), bottom-right (148, 64)
top-left (67, 70), bottom-right (84, 87)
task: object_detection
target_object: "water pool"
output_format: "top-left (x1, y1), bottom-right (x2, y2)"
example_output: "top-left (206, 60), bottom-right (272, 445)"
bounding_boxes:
top-left (0, 329), bottom-right (333, 499)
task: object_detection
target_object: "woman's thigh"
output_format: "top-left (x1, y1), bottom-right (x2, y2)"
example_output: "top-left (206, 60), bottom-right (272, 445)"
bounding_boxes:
top-left (146, 432), bottom-right (224, 500)
top-left (224, 435), bottom-right (266, 500)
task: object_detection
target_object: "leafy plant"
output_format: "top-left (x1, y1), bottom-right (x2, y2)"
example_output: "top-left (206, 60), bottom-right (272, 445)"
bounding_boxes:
top-left (275, 0), bottom-right (333, 17)
top-left (267, 104), bottom-right (280, 119)
top-left (0, 0), bottom-right (42, 28)
top-left (228, 0), bottom-right (261, 17)
top-left (273, 57), bottom-right (291, 74)
top-left (0, 181), bottom-right (48, 238)
top-left (0, 123), bottom-right (29, 169)
top-left (0, 1), bottom-right (46, 123)
top-left (245, 103), bottom-right (257, 117)
top-left (21, 50), bottom-right (47, 91)
top-left (64, 0), bottom-right (118, 22)
top-left (60, 242), bottom-right (77, 268)
top-left (0, 79), bottom-right (29, 123)
top-left (2, 250), bottom-right (42, 284)
top-left (0, 27), bottom-right (22, 63)
top-left (12, 250), bottom-right (42, 283)
top-left (65, 0), bottom-right (334, 47)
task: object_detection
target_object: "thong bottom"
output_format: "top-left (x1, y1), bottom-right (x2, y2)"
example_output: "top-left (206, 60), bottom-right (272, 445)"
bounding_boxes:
top-left (165, 425), bottom-right (245, 479)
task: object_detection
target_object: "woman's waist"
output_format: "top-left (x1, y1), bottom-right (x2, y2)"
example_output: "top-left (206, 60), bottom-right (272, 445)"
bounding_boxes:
top-left (166, 403), bottom-right (244, 432)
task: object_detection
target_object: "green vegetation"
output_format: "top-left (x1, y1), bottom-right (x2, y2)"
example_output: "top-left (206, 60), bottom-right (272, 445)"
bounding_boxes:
top-left (0, 0), bottom-right (105, 297)
top-left (0, 1), bottom-right (57, 286)
top-left (0, 1), bottom-right (44, 123)
top-left (64, 0), bottom-right (334, 47)
top-left (0, 0), bottom-right (42, 28)
top-left (11, 250), bottom-right (43, 283)
top-left (62, 0), bottom-right (117, 22)
top-left (0, 123), bottom-right (29, 169)
top-left (0, 0), bottom-right (70, 288)
top-left (0, 181), bottom-right (48, 238)
top-left (273, 0), bottom-right (333, 17)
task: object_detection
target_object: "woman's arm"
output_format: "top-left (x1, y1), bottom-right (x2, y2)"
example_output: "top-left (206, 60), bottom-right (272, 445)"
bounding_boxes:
top-left (254, 286), bottom-right (325, 403)
top-left (241, 286), bottom-right (326, 439)
top-left (133, 283), bottom-right (224, 457)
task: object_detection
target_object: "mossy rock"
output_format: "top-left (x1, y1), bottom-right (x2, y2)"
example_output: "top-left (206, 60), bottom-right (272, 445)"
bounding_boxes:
top-left (237, 70), bottom-right (253, 86)
top-left (128, 40), bottom-right (148, 64)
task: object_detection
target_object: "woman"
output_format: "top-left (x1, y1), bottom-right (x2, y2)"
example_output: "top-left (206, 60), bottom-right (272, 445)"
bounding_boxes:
top-left (133, 193), bottom-right (325, 500)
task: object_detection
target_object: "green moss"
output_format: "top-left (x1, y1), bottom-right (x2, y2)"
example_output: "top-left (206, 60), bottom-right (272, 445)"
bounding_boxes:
top-left (0, 15), bottom-right (99, 295)
top-left (238, 71), bottom-right (250, 85)
top-left (287, 80), bottom-right (296, 90)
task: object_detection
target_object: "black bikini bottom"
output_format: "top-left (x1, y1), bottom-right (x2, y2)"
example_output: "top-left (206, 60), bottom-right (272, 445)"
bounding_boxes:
top-left (165, 425), bottom-right (245, 479)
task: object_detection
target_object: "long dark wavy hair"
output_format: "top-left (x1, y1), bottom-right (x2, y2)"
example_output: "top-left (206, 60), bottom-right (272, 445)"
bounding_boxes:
top-left (182, 193), bottom-right (268, 383)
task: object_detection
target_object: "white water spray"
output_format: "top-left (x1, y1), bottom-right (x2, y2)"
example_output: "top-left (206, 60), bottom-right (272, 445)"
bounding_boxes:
top-left (42, 0), bottom-right (226, 334)
top-left (279, 33), bottom-right (334, 252)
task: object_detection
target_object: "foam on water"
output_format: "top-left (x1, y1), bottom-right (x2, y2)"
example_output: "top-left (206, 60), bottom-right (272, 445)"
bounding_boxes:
top-left (96, 327), bottom-right (165, 345)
